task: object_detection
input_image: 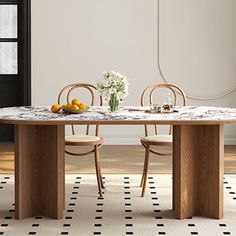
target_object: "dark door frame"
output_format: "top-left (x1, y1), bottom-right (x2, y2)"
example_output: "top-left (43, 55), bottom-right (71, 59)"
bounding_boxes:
top-left (0, 0), bottom-right (31, 141)
top-left (0, 0), bottom-right (31, 106)
top-left (18, 0), bottom-right (31, 106)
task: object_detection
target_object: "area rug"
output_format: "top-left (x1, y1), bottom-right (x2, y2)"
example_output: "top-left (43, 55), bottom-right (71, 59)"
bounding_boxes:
top-left (0, 174), bottom-right (235, 236)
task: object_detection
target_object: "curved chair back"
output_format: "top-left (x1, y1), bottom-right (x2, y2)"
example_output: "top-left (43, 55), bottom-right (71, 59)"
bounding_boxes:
top-left (58, 83), bottom-right (103, 136)
top-left (141, 83), bottom-right (187, 136)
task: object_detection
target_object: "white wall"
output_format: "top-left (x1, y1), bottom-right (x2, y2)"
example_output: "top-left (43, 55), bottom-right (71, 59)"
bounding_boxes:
top-left (31, 0), bottom-right (236, 144)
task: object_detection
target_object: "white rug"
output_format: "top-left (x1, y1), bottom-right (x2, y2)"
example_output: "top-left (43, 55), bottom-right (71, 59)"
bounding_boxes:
top-left (0, 174), bottom-right (235, 236)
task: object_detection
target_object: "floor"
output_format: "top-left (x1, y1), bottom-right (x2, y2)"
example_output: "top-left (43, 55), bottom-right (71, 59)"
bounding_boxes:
top-left (0, 174), bottom-right (236, 236)
top-left (0, 144), bottom-right (236, 174)
top-left (0, 144), bottom-right (236, 235)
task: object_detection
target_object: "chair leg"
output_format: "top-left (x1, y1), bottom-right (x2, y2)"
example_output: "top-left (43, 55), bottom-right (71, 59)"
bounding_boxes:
top-left (140, 152), bottom-right (149, 187)
top-left (94, 145), bottom-right (103, 197)
top-left (97, 150), bottom-right (104, 189)
top-left (99, 172), bottom-right (105, 189)
top-left (141, 145), bottom-right (150, 197)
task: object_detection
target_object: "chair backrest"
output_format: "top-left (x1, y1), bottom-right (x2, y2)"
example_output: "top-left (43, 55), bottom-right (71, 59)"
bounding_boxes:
top-left (58, 83), bottom-right (103, 136)
top-left (141, 83), bottom-right (187, 136)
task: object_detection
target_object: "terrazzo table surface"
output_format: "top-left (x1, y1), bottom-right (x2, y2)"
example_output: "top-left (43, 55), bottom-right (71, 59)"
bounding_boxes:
top-left (0, 106), bottom-right (236, 125)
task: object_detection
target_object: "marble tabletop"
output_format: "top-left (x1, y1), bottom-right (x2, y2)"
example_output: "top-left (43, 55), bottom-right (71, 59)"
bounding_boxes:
top-left (0, 106), bottom-right (236, 125)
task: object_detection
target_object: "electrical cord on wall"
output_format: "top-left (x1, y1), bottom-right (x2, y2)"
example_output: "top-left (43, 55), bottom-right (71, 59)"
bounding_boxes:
top-left (157, 0), bottom-right (236, 101)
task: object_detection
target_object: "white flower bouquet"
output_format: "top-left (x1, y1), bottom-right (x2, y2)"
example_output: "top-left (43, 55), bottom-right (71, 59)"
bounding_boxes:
top-left (96, 71), bottom-right (129, 112)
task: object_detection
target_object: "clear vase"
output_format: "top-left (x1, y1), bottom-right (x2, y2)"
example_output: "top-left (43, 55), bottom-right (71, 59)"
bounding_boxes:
top-left (109, 93), bottom-right (119, 113)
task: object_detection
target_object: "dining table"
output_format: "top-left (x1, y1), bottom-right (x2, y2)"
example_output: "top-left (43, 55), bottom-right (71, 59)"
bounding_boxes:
top-left (0, 105), bottom-right (236, 220)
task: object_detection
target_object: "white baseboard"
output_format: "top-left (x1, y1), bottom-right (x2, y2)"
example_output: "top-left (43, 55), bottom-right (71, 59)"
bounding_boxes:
top-left (225, 138), bottom-right (236, 145)
top-left (103, 136), bottom-right (236, 145)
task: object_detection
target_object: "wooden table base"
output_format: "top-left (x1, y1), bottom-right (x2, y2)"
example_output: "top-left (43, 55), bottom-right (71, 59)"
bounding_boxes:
top-left (13, 123), bottom-right (224, 220)
top-left (14, 125), bottom-right (65, 219)
top-left (173, 125), bottom-right (224, 219)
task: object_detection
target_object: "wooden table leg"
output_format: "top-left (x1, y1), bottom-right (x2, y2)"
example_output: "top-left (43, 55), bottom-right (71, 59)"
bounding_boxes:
top-left (173, 125), bottom-right (224, 219)
top-left (14, 124), bottom-right (65, 219)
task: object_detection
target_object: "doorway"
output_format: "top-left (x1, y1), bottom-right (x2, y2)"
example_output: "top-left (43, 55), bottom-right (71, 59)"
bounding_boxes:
top-left (0, 0), bottom-right (31, 141)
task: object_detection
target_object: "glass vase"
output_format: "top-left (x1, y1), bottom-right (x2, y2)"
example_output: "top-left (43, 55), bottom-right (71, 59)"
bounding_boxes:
top-left (109, 93), bottom-right (119, 113)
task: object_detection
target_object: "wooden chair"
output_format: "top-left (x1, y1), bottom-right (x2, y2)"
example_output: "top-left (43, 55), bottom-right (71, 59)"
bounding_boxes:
top-left (58, 83), bottom-right (104, 197)
top-left (140, 83), bottom-right (187, 197)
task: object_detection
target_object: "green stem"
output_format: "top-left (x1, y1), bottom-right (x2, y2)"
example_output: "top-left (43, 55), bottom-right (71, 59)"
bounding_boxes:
top-left (109, 94), bottom-right (119, 112)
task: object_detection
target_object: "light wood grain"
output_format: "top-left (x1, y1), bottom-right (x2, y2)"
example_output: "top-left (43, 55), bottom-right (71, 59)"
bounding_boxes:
top-left (173, 125), bottom-right (224, 219)
top-left (198, 125), bottom-right (224, 219)
top-left (1, 144), bottom-right (235, 174)
top-left (0, 119), bottom-right (235, 126)
top-left (15, 125), bottom-right (65, 219)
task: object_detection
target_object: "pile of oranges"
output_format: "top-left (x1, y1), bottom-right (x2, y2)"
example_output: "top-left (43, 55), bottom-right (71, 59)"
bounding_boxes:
top-left (51, 98), bottom-right (88, 113)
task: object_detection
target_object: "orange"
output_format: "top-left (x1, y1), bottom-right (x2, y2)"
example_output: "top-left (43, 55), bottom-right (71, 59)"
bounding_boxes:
top-left (65, 103), bottom-right (73, 109)
top-left (72, 98), bottom-right (81, 106)
top-left (51, 104), bottom-right (61, 113)
top-left (78, 104), bottom-right (87, 110)
top-left (72, 104), bottom-right (79, 110)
